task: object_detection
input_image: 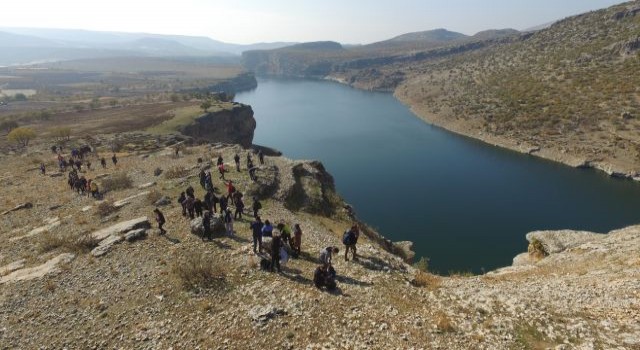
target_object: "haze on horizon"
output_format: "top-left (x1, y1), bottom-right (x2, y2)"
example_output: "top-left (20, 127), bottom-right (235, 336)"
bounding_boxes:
top-left (2, 0), bottom-right (628, 45)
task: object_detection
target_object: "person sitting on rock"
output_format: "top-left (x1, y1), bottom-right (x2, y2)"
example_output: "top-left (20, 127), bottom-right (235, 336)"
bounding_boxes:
top-left (313, 264), bottom-right (337, 291)
top-left (154, 208), bottom-right (166, 235)
top-left (262, 219), bottom-right (274, 238)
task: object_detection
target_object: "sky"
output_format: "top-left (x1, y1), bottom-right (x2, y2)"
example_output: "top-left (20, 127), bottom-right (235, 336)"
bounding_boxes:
top-left (1, 0), bottom-right (629, 44)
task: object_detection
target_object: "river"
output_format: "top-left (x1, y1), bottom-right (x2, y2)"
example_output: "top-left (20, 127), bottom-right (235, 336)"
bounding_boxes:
top-left (236, 77), bottom-right (640, 274)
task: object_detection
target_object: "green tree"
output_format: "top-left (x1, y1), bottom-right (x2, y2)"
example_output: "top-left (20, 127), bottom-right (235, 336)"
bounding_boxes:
top-left (7, 127), bottom-right (36, 147)
top-left (200, 100), bottom-right (212, 113)
top-left (13, 93), bottom-right (27, 101)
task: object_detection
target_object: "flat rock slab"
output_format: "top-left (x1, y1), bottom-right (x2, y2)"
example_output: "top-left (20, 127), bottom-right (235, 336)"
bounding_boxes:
top-left (0, 259), bottom-right (26, 276)
top-left (0, 254), bottom-right (75, 284)
top-left (91, 235), bottom-right (125, 257)
top-left (1, 202), bottom-right (33, 216)
top-left (526, 230), bottom-right (605, 254)
top-left (248, 305), bottom-right (287, 324)
top-left (113, 191), bottom-right (150, 208)
top-left (95, 173), bottom-right (110, 179)
top-left (137, 182), bottom-right (156, 189)
top-left (10, 217), bottom-right (60, 242)
top-left (125, 228), bottom-right (147, 242)
top-left (91, 217), bottom-right (151, 241)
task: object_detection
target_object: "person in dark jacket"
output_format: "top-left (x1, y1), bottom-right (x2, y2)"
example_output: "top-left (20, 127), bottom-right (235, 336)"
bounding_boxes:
top-left (234, 153), bottom-right (241, 172)
top-left (234, 197), bottom-right (245, 220)
top-left (250, 216), bottom-right (264, 253)
top-left (270, 233), bottom-right (282, 273)
top-left (178, 192), bottom-right (187, 216)
top-left (252, 197), bottom-right (262, 218)
top-left (194, 198), bottom-right (204, 217)
top-left (111, 153), bottom-right (118, 166)
top-left (154, 208), bottom-right (166, 235)
top-left (100, 157), bottom-right (107, 169)
top-left (202, 211), bottom-right (212, 241)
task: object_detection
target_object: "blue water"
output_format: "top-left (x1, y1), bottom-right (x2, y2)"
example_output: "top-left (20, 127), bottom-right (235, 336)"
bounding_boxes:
top-left (236, 77), bottom-right (640, 274)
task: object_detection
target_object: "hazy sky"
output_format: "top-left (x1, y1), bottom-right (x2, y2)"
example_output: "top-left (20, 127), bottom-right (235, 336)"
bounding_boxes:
top-left (2, 0), bottom-right (628, 44)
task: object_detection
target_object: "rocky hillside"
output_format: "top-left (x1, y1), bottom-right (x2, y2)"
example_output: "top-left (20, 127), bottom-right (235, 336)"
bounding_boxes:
top-left (1, 135), bottom-right (639, 349)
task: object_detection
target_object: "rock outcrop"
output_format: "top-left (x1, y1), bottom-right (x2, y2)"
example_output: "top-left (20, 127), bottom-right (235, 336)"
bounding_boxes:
top-left (180, 104), bottom-right (256, 148)
top-left (0, 254), bottom-right (75, 284)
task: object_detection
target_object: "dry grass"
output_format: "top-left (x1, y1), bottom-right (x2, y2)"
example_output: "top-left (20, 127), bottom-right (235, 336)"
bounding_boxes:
top-left (412, 271), bottom-right (442, 289)
top-left (95, 201), bottom-right (119, 218)
top-left (100, 173), bottom-right (133, 193)
top-left (171, 253), bottom-right (227, 293)
top-left (37, 232), bottom-right (99, 254)
top-left (146, 190), bottom-right (163, 204)
top-left (164, 166), bottom-right (189, 179)
top-left (435, 311), bottom-right (456, 333)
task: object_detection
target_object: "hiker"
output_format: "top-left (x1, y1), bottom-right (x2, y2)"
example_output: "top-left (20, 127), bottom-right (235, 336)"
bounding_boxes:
top-left (252, 197), bottom-right (262, 218)
top-left (175, 146), bottom-right (180, 157)
top-left (85, 179), bottom-right (92, 197)
top-left (217, 155), bottom-right (223, 166)
top-left (40, 163), bottom-right (46, 175)
top-left (225, 180), bottom-right (235, 204)
top-left (90, 181), bottom-right (99, 199)
top-left (205, 190), bottom-right (218, 213)
top-left (314, 265), bottom-right (337, 290)
top-left (186, 185), bottom-right (195, 198)
top-left (218, 163), bottom-right (226, 180)
top-left (262, 219), bottom-right (274, 238)
top-left (250, 216), bottom-right (264, 253)
top-left (205, 171), bottom-right (214, 191)
top-left (75, 160), bottom-right (82, 171)
top-left (232, 189), bottom-right (243, 207)
top-left (234, 196), bottom-right (245, 220)
top-left (199, 169), bottom-right (206, 189)
top-left (184, 196), bottom-right (195, 219)
top-left (219, 195), bottom-right (228, 213)
top-left (194, 198), bottom-right (204, 217)
top-left (246, 152), bottom-right (252, 168)
top-left (343, 225), bottom-right (360, 261)
top-left (178, 192), bottom-right (187, 216)
top-left (292, 224), bottom-right (303, 256)
top-left (202, 211), bottom-right (212, 241)
top-left (111, 153), bottom-right (118, 166)
top-left (223, 209), bottom-right (234, 236)
top-left (248, 165), bottom-right (258, 182)
top-left (319, 246), bottom-right (339, 268)
top-left (258, 149), bottom-right (264, 165)
top-left (234, 153), bottom-right (240, 171)
top-left (100, 157), bottom-right (107, 169)
top-left (277, 221), bottom-right (292, 248)
top-left (270, 232), bottom-right (282, 272)
top-left (154, 208), bottom-right (166, 235)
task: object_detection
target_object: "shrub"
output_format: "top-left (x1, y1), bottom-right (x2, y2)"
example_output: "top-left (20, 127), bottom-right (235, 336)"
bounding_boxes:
top-left (95, 201), bottom-right (118, 217)
top-left (413, 256), bottom-right (430, 272)
top-left (100, 173), bottom-right (133, 193)
top-left (412, 271), bottom-right (441, 289)
top-left (7, 127), bottom-right (36, 147)
top-left (164, 166), bottom-right (188, 179)
top-left (528, 238), bottom-right (548, 260)
top-left (172, 253), bottom-right (227, 293)
top-left (435, 311), bottom-right (456, 333)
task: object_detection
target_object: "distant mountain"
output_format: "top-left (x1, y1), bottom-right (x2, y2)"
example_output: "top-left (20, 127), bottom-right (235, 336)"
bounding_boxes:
top-left (0, 27), bottom-right (296, 65)
top-left (471, 29), bottom-right (520, 41)
top-left (284, 41), bottom-right (344, 51)
top-left (386, 28), bottom-right (468, 43)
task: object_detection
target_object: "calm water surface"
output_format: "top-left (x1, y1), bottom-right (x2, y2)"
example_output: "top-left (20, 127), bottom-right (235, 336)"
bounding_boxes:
top-left (236, 78), bottom-right (640, 274)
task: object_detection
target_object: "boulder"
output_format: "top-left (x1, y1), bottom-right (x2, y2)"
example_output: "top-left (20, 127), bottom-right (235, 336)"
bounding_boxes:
top-left (248, 305), bottom-right (287, 324)
top-left (124, 228), bottom-right (147, 242)
top-left (526, 230), bottom-right (605, 255)
top-left (190, 216), bottom-right (224, 237)
top-left (91, 217), bottom-right (151, 241)
top-left (91, 234), bottom-right (125, 257)
top-left (154, 196), bottom-right (172, 206)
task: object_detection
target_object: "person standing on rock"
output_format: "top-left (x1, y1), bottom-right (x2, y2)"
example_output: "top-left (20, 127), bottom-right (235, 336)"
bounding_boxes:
top-left (223, 209), bottom-right (234, 236)
top-left (202, 211), bottom-right (212, 241)
top-left (258, 149), bottom-right (264, 165)
top-left (270, 232), bottom-right (282, 273)
top-left (343, 225), bottom-right (360, 261)
top-left (292, 224), bottom-right (303, 257)
top-left (154, 208), bottom-right (166, 235)
top-left (250, 216), bottom-right (264, 253)
top-left (234, 153), bottom-right (241, 172)
top-left (111, 153), bottom-right (118, 166)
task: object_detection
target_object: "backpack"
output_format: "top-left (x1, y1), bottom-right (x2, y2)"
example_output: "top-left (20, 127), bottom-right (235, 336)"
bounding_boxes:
top-left (342, 230), bottom-right (354, 245)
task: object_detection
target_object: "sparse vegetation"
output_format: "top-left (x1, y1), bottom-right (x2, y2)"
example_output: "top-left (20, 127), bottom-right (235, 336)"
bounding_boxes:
top-left (95, 201), bottom-right (119, 217)
top-left (171, 253), bottom-right (227, 293)
top-left (7, 127), bottom-right (36, 146)
top-left (100, 173), bottom-right (133, 193)
top-left (37, 232), bottom-right (99, 254)
top-left (164, 166), bottom-right (189, 179)
top-left (528, 238), bottom-right (548, 260)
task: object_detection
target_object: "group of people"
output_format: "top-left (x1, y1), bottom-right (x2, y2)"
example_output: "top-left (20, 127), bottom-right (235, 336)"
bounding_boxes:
top-left (312, 225), bottom-right (361, 291)
top-left (250, 216), bottom-right (303, 272)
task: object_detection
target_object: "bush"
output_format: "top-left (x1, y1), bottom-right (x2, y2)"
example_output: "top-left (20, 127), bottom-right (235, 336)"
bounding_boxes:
top-left (38, 232), bottom-right (99, 254)
top-left (172, 253), bottom-right (227, 293)
top-left (164, 166), bottom-right (188, 179)
top-left (528, 238), bottom-right (548, 260)
top-left (412, 271), bottom-right (441, 289)
top-left (100, 173), bottom-right (133, 193)
top-left (95, 201), bottom-right (118, 217)
top-left (413, 256), bottom-right (430, 272)
top-left (7, 127), bottom-right (36, 146)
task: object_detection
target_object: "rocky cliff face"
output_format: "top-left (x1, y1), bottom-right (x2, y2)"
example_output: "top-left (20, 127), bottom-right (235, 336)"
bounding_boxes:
top-left (180, 104), bottom-right (256, 148)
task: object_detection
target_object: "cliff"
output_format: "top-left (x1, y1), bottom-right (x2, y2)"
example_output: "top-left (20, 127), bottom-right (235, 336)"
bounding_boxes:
top-left (182, 72), bottom-right (258, 95)
top-left (179, 103), bottom-right (256, 148)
